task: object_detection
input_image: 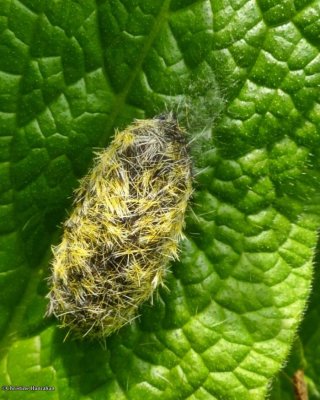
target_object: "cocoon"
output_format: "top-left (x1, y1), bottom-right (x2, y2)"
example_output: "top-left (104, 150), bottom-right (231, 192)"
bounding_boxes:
top-left (47, 114), bottom-right (192, 339)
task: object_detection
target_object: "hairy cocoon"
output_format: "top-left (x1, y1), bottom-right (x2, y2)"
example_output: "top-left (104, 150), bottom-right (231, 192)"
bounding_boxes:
top-left (47, 114), bottom-right (192, 339)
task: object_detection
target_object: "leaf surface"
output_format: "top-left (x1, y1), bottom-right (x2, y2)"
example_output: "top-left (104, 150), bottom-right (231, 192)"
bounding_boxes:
top-left (0, 1), bottom-right (320, 399)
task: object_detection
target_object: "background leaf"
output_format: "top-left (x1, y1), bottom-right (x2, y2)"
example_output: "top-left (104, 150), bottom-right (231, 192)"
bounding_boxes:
top-left (0, 1), bottom-right (320, 399)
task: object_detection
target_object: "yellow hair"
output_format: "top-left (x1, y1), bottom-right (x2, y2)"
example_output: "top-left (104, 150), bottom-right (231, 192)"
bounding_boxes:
top-left (47, 114), bottom-right (193, 339)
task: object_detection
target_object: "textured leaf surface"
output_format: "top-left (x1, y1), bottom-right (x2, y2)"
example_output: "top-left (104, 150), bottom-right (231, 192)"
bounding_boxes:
top-left (270, 247), bottom-right (320, 400)
top-left (0, 1), bottom-right (320, 399)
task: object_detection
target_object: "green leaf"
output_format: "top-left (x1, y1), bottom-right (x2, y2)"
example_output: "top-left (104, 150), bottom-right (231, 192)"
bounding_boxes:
top-left (0, 1), bottom-right (320, 399)
top-left (270, 245), bottom-right (320, 400)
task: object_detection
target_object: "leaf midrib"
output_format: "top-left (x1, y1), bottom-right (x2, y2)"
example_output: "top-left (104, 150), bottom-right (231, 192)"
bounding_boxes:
top-left (96, 0), bottom-right (172, 147)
